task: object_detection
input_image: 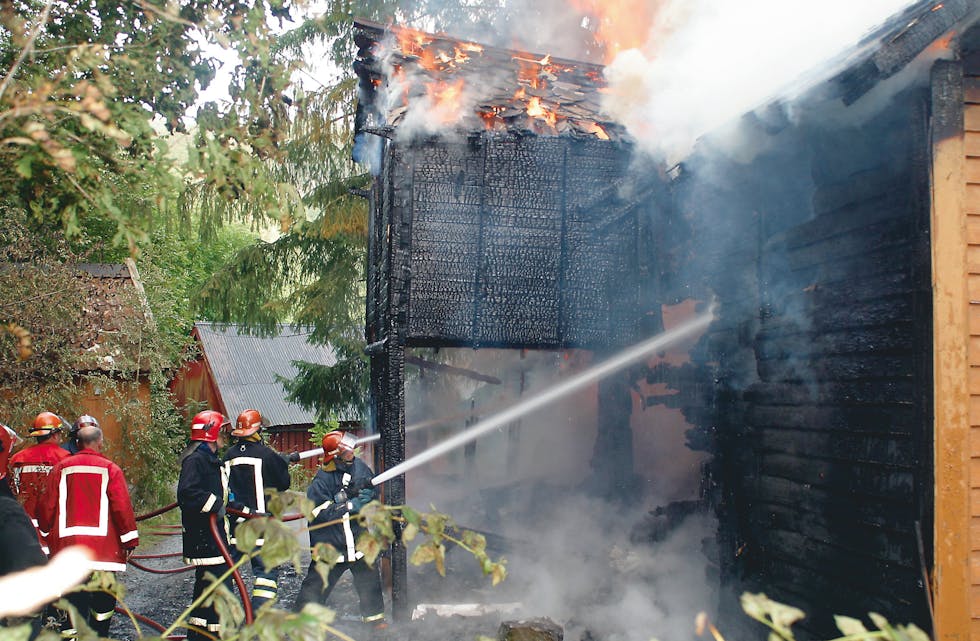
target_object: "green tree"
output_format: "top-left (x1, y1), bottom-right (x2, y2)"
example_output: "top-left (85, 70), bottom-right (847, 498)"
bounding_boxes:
top-left (0, 212), bottom-right (187, 508)
top-left (0, 0), bottom-right (304, 251)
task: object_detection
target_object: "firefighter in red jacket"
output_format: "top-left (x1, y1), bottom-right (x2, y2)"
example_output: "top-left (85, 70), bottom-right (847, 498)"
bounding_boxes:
top-left (38, 423), bottom-right (139, 638)
top-left (9, 412), bottom-right (70, 554)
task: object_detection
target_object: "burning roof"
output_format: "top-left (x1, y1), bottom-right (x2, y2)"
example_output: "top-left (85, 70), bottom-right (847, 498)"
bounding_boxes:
top-left (353, 19), bottom-right (628, 142)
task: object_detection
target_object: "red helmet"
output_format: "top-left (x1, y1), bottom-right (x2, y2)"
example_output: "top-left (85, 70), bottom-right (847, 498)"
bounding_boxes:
top-left (0, 423), bottom-right (22, 479)
top-left (321, 431), bottom-right (357, 464)
top-left (30, 411), bottom-right (63, 437)
top-left (232, 409), bottom-right (263, 438)
top-left (190, 410), bottom-right (226, 443)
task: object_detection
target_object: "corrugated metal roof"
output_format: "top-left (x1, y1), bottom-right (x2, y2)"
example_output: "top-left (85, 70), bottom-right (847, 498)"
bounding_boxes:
top-left (193, 323), bottom-right (342, 428)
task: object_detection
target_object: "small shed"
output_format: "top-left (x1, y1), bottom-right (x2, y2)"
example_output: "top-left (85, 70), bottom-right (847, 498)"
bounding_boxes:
top-left (71, 260), bottom-right (154, 452)
top-left (169, 323), bottom-right (360, 457)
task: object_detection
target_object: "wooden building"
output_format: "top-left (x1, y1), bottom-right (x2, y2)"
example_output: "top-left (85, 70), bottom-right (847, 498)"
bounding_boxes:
top-left (69, 260), bottom-right (154, 453)
top-left (170, 323), bottom-right (362, 461)
top-left (354, 1), bottom-right (980, 636)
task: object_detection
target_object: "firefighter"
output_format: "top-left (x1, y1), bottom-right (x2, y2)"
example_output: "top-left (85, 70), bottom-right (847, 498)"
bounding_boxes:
top-left (0, 423), bottom-right (23, 497)
top-left (38, 424), bottom-right (138, 638)
top-left (293, 431), bottom-right (385, 628)
top-left (0, 491), bottom-right (47, 637)
top-left (223, 408), bottom-right (291, 609)
top-left (62, 414), bottom-right (98, 455)
top-left (9, 412), bottom-right (70, 554)
top-left (178, 410), bottom-right (233, 641)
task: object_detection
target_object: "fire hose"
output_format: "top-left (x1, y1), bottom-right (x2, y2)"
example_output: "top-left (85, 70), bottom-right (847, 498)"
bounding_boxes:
top-left (114, 501), bottom-right (264, 637)
top-left (208, 512), bottom-right (254, 625)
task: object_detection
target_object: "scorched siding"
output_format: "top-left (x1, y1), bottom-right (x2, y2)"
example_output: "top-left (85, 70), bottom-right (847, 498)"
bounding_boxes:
top-left (690, 85), bottom-right (934, 637)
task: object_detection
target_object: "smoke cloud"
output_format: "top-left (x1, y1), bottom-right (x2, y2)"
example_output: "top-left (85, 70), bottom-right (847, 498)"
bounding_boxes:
top-left (600, 0), bottom-right (919, 163)
top-left (402, 343), bottom-right (714, 640)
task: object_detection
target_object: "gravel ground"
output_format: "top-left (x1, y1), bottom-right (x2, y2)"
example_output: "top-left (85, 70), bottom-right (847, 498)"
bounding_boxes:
top-left (110, 521), bottom-right (515, 641)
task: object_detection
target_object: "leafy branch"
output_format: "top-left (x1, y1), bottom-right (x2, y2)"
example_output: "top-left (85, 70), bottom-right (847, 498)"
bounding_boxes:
top-left (695, 593), bottom-right (932, 641)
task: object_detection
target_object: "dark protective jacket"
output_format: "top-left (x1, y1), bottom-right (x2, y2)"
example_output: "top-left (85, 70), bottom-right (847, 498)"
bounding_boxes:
top-left (222, 437), bottom-right (290, 545)
top-left (38, 449), bottom-right (139, 572)
top-left (0, 494), bottom-right (46, 576)
top-left (178, 443), bottom-right (228, 566)
top-left (306, 457), bottom-right (376, 562)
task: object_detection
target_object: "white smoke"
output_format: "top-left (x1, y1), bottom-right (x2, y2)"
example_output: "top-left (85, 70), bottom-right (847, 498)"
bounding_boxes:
top-left (601, 0), bottom-right (920, 163)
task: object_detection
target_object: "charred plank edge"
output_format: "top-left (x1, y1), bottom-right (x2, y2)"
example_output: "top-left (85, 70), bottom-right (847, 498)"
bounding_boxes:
top-left (403, 354), bottom-right (502, 384)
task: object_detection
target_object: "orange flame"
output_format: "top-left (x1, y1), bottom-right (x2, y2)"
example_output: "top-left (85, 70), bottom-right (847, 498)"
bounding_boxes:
top-left (527, 96), bottom-right (558, 126)
top-left (568, 0), bottom-right (668, 63)
top-left (395, 27), bottom-right (433, 58)
top-left (429, 79), bottom-right (466, 123)
top-left (582, 121), bottom-right (609, 140)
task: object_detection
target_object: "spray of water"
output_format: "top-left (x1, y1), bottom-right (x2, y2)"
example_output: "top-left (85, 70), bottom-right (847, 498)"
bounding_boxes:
top-left (371, 305), bottom-right (714, 485)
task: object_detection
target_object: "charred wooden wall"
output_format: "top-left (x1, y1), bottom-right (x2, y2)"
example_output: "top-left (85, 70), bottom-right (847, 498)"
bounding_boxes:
top-left (680, 89), bottom-right (934, 636)
top-left (364, 131), bottom-right (661, 617)
top-left (368, 133), bottom-right (653, 350)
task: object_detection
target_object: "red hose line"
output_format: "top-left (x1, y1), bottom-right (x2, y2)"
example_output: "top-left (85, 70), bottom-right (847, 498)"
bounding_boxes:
top-left (136, 502), bottom-right (178, 521)
top-left (115, 605), bottom-right (185, 639)
top-left (131, 551), bottom-right (183, 559)
top-left (208, 513), bottom-right (253, 624)
top-left (128, 559), bottom-right (194, 574)
top-left (226, 507), bottom-right (305, 522)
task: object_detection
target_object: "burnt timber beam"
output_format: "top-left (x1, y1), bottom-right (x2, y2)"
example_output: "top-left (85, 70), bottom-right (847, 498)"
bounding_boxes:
top-left (404, 354), bottom-right (502, 384)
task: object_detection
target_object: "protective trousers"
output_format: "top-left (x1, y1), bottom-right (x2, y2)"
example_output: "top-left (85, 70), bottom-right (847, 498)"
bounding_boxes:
top-left (187, 565), bottom-right (234, 641)
top-left (64, 587), bottom-right (117, 639)
top-left (230, 547), bottom-right (280, 609)
top-left (293, 558), bottom-right (385, 622)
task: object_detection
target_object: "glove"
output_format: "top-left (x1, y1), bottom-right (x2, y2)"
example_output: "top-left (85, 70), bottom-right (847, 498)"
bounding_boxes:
top-left (325, 502), bottom-right (349, 521)
top-left (334, 489), bottom-right (348, 504)
top-left (287, 452), bottom-right (301, 463)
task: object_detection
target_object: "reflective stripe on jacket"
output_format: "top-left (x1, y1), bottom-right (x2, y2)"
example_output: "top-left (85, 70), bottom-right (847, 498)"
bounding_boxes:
top-left (178, 443), bottom-right (228, 566)
top-left (38, 449), bottom-right (139, 572)
top-left (222, 438), bottom-right (290, 545)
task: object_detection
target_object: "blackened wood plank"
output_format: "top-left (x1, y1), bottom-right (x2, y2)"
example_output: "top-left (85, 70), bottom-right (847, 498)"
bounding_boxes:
top-left (768, 271), bottom-right (915, 313)
top-left (778, 217), bottom-right (914, 271)
top-left (756, 324), bottom-right (915, 359)
top-left (744, 380), bottom-right (915, 406)
top-left (757, 352), bottom-right (914, 382)
top-left (755, 426), bottom-right (918, 468)
top-left (755, 475), bottom-right (920, 530)
top-left (760, 453), bottom-right (916, 501)
top-left (748, 501), bottom-right (918, 564)
top-left (748, 403), bottom-right (917, 435)
top-left (773, 190), bottom-right (912, 251)
top-left (811, 169), bottom-right (913, 217)
top-left (749, 505), bottom-right (918, 574)
top-left (760, 295), bottom-right (912, 334)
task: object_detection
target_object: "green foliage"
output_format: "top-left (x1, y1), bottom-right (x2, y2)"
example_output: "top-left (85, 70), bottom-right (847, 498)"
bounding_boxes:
top-left (729, 593), bottom-right (932, 641)
top-left (0, 0), bottom-right (302, 252)
top-left (309, 416), bottom-right (341, 448)
top-left (0, 213), bottom-right (186, 509)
